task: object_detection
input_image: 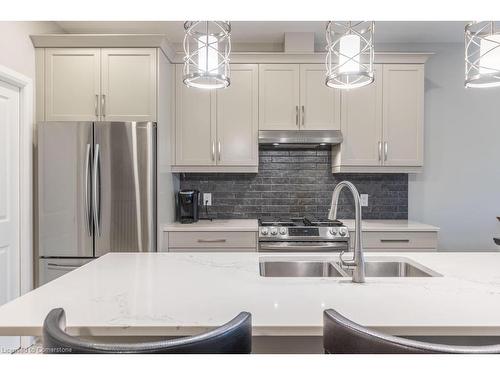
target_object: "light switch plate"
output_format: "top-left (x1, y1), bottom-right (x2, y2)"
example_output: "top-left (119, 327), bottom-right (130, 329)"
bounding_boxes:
top-left (203, 193), bottom-right (212, 206)
top-left (360, 194), bottom-right (369, 207)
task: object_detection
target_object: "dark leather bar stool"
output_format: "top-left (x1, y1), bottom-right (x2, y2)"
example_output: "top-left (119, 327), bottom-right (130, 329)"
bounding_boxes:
top-left (324, 309), bottom-right (500, 354)
top-left (43, 308), bottom-right (252, 354)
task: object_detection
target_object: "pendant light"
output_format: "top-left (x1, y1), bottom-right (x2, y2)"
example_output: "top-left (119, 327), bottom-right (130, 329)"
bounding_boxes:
top-left (325, 21), bottom-right (375, 89)
top-left (183, 21), bottom-right (231, 89)
top-left (465, 21), bottom-right (500, 88)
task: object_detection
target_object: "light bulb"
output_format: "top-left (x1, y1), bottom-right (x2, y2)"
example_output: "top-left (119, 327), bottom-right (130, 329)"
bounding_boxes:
top-left (479, 34), bottom-right (500, 74)
top-left (338, 34), bottom-right (361, 74)
top-left (198, 35), bottom-right (218, 74)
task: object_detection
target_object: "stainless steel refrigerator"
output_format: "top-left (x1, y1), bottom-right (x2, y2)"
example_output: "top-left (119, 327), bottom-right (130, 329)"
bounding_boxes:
top-left (37, 122), bottom-right (156, 285)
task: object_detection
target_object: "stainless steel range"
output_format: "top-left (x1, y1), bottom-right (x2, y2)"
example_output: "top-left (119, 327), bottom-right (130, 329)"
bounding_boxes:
top-left (258, 217), bottom-right (350, 252)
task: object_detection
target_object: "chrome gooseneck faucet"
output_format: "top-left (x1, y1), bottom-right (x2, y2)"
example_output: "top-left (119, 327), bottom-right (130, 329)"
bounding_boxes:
top-left (328, 181), bottom-right (365, 283)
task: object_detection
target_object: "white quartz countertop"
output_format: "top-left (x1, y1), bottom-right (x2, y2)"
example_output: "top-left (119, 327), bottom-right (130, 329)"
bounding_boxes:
top-left (162, 219), bottom-right (258, 232)
top-left (342, 220), bottom-right (440, 232)
top-left (1, 251), bottom-right (499, 337)
top-left (162, 219), bottom-right (438, 232)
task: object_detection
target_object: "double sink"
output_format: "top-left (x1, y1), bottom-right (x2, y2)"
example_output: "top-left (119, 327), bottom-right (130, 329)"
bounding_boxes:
top-left (259, 256), bottom-right (441, 278)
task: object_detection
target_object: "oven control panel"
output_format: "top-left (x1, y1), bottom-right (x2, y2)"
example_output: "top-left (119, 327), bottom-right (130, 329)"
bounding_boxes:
top-left (259, 226), bottom-right (349, 241)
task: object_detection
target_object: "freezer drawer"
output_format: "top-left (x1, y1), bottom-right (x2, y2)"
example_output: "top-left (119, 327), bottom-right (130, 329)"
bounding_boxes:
top-left (39, 258), bottom-right (93, 286)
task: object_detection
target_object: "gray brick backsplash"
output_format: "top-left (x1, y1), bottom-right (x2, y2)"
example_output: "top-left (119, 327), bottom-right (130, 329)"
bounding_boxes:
top-left (178, 147), bottom-right (408, 220)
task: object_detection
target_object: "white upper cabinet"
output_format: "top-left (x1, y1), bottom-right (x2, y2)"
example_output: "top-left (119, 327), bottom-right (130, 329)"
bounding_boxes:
top-left (43, 48), bottom-right (157, 122)
top-left (259, 64), bottom-right (300, 130)
top-left (101, 48), bottom-right (157, 122)
top-left (259, 64), bottom-right (340, 131)
top-left (337, 65), bottom-right (383, 166)
top-left (333, 64), bottom-right (425, 173)
top-left (382, 64), bottom-right (424, 167)
top-left (45, 48), bottom-right (100, 121)
top-left (299, 64), bottom-right (341, 130)
top-left (174, 64), bottom-right (259, 170)
top-left (216, 64), bottom-right (259, 166)
top-left (175, 65), bottom-right (215, 166)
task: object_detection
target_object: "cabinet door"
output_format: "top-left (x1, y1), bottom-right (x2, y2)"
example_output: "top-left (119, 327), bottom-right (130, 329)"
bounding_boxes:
top-left (299, 64), bottom-right (340, 130)
top-left (216, 64), bottom-right (258, 166)
top-left (101, 48), bottom-right (157, 121)
top-left (45, 48), bottom-right (100, 121)
top-left (175, 65), bottom-right (216, 165)
top-left (339, 65), bottom-right (383, 166)
top-left (259, 64), bottom-right (300, 130)
top-left (382, 64), bottom-right (424, 166)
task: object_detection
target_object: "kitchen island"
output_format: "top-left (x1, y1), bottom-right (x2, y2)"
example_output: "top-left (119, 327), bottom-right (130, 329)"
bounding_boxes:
top-left (1, 252), bottom-right (500, 352)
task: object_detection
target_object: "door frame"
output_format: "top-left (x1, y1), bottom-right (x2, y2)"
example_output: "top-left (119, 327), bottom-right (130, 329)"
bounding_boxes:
top-left (0, 65), bottom-right (33, 348)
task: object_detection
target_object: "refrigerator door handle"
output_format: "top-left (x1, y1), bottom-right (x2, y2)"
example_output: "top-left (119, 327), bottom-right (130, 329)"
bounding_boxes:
top-left (84, 144), bottom-right (92, 236)
top-left (93, 143), bottom-right (101, 237)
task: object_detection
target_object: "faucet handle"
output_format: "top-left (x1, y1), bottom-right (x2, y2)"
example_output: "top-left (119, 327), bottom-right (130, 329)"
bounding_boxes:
top-left (339, 251), bottom-right (356, 268)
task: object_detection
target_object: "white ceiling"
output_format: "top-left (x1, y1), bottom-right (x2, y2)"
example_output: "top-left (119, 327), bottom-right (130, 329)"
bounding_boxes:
top-left (55, 21), bottom-right (468, 48)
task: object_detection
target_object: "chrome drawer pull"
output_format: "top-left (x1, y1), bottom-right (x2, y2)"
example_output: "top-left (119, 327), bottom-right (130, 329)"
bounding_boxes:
top-left (197, 239), bottom-right (227, 243)
top-left (380, 239), bottom-right (410, 243)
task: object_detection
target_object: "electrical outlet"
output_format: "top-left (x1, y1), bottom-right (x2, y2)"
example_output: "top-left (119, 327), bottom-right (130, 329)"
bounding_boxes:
top-left (360, 194), bottom-right (369, 207)
top-left (203, 193), bottom-right (212, 206)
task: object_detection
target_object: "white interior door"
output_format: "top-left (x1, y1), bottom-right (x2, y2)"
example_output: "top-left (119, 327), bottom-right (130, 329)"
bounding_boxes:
top-left (0, 80), bottom-right (21, 352)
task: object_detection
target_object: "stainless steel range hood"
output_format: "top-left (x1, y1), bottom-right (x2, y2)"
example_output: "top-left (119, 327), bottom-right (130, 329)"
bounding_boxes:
top-left (258, 130), bottom-right (343, 148)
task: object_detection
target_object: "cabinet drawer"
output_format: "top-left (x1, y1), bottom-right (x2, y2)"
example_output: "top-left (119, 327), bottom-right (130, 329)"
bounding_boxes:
top-left (365, 231), bottom-right (437, 249)
top-left (168, 231), bottom-right (257, 248)
top-left (350, 231), bottom-right (437, 249)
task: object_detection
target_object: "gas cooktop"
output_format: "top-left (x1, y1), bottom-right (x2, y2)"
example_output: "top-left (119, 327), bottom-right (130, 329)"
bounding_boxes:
top-left (258, 216), bottom-right (344, 227)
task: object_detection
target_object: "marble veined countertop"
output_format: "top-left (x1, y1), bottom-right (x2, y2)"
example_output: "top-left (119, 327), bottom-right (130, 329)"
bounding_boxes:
top-left (162, 219), bottom-right (438, 232)
top-left (163, 219), bottom-right (258, 232)
top-left (0, 251), bottom-right (498, 337)
top-left (342, 220), bottom-right (440, 232)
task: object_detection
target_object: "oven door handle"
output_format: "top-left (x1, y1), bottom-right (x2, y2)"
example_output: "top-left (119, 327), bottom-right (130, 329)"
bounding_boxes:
top-left (259, 242), bottom-right (348, 252)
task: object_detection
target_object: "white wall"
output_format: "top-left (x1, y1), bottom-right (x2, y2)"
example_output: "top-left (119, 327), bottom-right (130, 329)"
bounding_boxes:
top-left (380, 43), bottom-right (500, 251)
top-left (0, 22), bottom-right (63, 81)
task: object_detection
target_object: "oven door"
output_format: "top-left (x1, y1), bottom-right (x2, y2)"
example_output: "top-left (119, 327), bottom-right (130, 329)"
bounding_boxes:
top-left (258, 241), bottom-right (348, 252)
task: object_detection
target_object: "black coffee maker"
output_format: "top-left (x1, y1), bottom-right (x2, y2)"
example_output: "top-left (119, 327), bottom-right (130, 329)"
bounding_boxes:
top-left (177, 190), bottom-right (200, 223)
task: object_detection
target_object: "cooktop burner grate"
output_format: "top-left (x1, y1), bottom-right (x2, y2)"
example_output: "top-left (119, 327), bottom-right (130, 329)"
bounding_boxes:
top-left (258, 216), bottom-right (344, 227)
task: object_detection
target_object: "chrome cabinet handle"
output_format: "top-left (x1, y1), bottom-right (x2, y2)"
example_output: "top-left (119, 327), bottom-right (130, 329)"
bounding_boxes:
top-left (47, 263), bottom-right (81, 270)
top-left (84, 144), bottom-right (92, 237)
top-left (101, 94), bottom-right (106, 117)
top-left (384, 142), bottom-right (388, 161)
top-left (211, 141), bottom-right (215, 161)
top-left (380, 239), bottom-right (410, 243)
top-left (295, 105), bottom-right (299, 127)
top-left (197, 239), bottom-right (227, 243)
top-left (301, 105), bottom-right (305, 126)
top-left (217, 141), bottom-right (221, 161)
top-left (378, 141), bottom-right (382, 161)
top-left (93, 143), bottom-right (101, 237)
top-left (94, 94), bottom-right (99, 118)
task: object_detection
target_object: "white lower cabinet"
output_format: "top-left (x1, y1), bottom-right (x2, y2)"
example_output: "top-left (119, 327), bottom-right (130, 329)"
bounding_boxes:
top-left (350, 231), bottom-right (438, 251)
top-left (164, 231), bottom-right (257, 252)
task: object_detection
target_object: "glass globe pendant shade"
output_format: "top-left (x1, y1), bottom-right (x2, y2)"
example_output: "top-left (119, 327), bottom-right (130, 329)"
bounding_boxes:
top-left (183, 21), bottom-right (231, 89)
top-left (465, 21), bottom-right (500, 88)
top-left (325, 21), bottom-right (375, 89)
